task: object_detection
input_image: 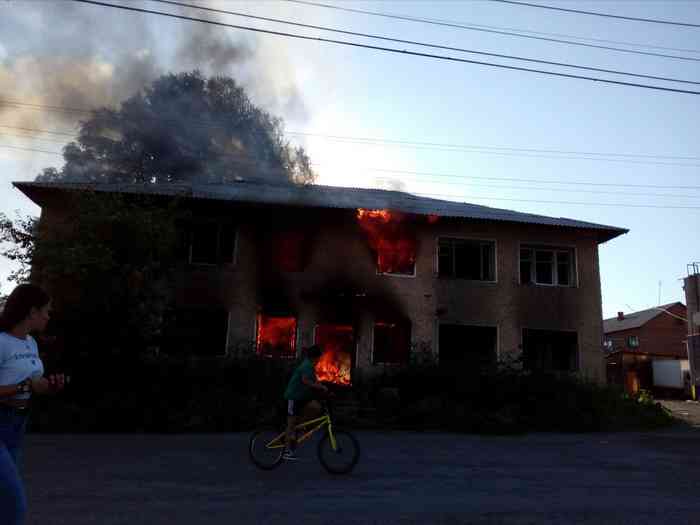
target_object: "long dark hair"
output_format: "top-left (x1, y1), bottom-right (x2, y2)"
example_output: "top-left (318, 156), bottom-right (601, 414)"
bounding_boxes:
top-left (0, 284), bottom-right (50, 332)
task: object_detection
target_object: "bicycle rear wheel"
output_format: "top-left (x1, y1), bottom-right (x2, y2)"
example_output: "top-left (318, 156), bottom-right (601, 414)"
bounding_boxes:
top-left (249, 427), bottom-right (286, 470)
top-left (317, 429), bottom-right (360, 474)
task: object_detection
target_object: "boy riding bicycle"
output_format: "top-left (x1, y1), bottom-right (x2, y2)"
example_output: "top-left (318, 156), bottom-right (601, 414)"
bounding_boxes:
top-left (283, 345), bottom-right (328, 460)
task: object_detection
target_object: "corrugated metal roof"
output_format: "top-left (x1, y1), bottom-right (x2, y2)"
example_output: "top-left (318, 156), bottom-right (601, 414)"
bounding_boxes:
top-left (603, 302), bottom-right (683, 333)
top-left (13, 180), bottom-right (628, 241)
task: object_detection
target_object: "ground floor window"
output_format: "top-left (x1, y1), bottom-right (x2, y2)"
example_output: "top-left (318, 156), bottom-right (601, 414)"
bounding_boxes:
top-left (373, 320), bottom-right (411, 365)
top-left (256, 315), bottom-right (297, 359)
top-left (314, 324), bottom-right (354, 386)
top-left (438, 324), bottom-right (497, 367)
top-left (161, 308), bottom-right (229, 357)
top-left (522, 329), bottom-right (578, 372)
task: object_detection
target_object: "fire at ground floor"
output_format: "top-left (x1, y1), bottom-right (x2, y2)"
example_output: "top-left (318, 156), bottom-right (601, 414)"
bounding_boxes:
top-left (253, 312), bottom-right (587, 386)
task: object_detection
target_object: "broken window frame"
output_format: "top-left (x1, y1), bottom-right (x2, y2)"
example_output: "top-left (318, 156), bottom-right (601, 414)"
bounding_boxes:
top-left (519, 244), bottom-right (576, 287)
top-left (255, 314), bottom-right (298, 359)
top-left (188, 221), bottom-right (238, 267)
top-left (374, 248), bottom-right (417, 278)
top-left (436, 237), bottom-right (497, 282)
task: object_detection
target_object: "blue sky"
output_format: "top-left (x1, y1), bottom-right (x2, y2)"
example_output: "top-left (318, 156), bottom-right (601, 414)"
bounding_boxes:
top-left (1, 0), bottom-right (699, 318)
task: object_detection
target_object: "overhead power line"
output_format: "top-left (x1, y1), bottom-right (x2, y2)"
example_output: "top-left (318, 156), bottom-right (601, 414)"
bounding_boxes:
top-left (489, 0), bottom-right (700, 28)
top-left (284, 0), bottom-right (700, 62)
top-left (0, 132), bottom-right (70, 146)
top-left (4, 127), bottom-right (700, 191)
top-left (3, 133), bottom-right (700, 196)
top-left (150, 0), bottom-right (700, 85)
top-left (3, 120), bottom-right (699, 162)
top-left (374, 176), bottom-right (700, 199)
top-left (70, 0), bottom-right (700, 95)
top-left (2, 143), bottom-right (700, 210)
top-left (7, 128), bottom-right (699, 198)
top-left (0, 125), bottom-right (77, 137)
top-left (368, 168), bottom-right (700, 190)
top-left (414, 191), bottom-right (700, 210)
top-left (3, 118), bottom-right (700, 169)
top-left (0, 144), bottom-right (63, 156)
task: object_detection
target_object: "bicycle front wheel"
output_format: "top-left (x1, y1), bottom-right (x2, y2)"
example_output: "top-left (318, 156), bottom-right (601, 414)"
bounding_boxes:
top-left (317, 429), bottom-right (360, 475)
top-left (249, 427), bottom-right (286, 470)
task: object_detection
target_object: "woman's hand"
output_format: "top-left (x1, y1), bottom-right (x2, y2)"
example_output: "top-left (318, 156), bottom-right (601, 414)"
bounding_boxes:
top-left (31, 374), bottom-right (67, 395)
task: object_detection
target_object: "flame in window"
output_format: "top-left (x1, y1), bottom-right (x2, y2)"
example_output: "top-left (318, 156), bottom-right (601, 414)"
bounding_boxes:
top-left (356, 209), bottom-right (416, 275)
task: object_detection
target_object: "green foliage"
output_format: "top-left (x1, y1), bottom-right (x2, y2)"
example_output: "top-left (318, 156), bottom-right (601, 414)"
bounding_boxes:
top-left (36, 71), bottom-right (315, 185)
top-left (364, 357), bottom-right (676, 434)
top-left (1, 191), bottom-right (184, 356)
top-left (0, 212), bottom-right (38, 283)
top-left (29, 353), bottom-right (297, 433)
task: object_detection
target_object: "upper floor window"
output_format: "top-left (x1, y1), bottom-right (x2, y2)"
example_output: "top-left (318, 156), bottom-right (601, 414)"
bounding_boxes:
top-left (627, 335), bottom-right (640, 348)
top-left (375, 239), bottom-right (416, 276)
top-left (603, 339), bottom-right (614, 351)
top-left (267, 230), bottom-right (308, 273)
top-left (520, 246), bottom-right (575, 286)
top-left (438, 238), bottom-right (495, 281)
top-left (188, 222), bottom-right (236, 265)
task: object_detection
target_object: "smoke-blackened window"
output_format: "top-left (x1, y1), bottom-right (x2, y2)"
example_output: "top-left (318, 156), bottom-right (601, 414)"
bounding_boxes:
top-left (520, 246), bottom-right (575, 286)
top-left (523, 329), bottom-right (578, 372)
top-left (373, 320), bottom-right (411, 364)
top-left (268, 230), bottom-right (308, 273)
top-left (189, 222), bottom-right (236, 265)
top-left (160, 308), bottom-right (229, 357)
top-left (438, 238), bottom-right (495, 281)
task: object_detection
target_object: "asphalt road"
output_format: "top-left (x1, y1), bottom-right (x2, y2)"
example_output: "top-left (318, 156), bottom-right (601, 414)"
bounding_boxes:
top-left (22, 429), bottom-right (700, 525)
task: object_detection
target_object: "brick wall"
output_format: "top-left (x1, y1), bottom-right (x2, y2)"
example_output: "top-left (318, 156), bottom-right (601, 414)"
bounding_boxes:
top-left (36, 197), bottom-right (609, 382)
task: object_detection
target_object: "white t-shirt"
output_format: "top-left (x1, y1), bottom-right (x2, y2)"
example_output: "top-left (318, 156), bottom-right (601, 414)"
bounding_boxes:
top-left (0, 332), bottom-right (45, 400)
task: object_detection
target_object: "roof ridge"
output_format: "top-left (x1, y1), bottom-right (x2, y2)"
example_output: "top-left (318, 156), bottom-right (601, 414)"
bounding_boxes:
top-left (13, 180), bottom-right (628, 242)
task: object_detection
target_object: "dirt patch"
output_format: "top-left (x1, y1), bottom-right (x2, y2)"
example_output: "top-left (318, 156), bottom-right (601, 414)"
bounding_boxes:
top-left (659, 399), bottom-right (700, 427)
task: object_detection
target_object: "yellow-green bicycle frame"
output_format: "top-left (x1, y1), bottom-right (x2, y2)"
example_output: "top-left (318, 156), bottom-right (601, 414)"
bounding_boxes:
top-left (264, 412), bottom-right (338, 451)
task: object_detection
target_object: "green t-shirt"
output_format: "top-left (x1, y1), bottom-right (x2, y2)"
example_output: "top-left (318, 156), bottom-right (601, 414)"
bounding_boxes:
top-left (284, 358), bottom-right (317, 401)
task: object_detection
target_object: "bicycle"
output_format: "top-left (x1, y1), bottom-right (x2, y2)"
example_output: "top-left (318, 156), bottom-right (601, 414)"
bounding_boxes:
top-left (248, 398), bottom-right (360, 474)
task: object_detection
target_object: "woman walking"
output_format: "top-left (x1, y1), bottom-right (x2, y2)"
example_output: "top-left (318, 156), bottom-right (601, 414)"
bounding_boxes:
top-left (0, 284), bottom-right (65, 525)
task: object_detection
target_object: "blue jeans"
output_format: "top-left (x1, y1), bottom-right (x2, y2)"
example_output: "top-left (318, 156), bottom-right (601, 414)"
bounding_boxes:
top-left (0, 407), bottom-right (28, 525)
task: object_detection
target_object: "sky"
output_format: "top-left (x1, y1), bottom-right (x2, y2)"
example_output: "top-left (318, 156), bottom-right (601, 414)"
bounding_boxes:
top-left (0, 0), bottom-right (699, 319)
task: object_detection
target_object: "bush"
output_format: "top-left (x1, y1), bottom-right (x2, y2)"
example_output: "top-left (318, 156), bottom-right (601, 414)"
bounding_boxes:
top-left (30, 354), bottom-right (676, 434)
top-left (361, 359), bottom-right (676, 434)
top-left (30, 354), bottom-right (297, 433)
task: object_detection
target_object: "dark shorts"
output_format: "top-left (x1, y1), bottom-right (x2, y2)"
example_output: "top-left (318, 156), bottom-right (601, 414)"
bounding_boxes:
top-left (287, 399), bottom-right (313, 417)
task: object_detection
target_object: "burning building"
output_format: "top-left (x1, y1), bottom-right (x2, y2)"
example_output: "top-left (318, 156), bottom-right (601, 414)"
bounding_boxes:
top-left (15, 180), bottom-right (627, 385)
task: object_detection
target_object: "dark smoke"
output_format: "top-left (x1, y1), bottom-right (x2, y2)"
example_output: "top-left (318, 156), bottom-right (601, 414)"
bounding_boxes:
top-left (0, 0), bottom-right (308, 133)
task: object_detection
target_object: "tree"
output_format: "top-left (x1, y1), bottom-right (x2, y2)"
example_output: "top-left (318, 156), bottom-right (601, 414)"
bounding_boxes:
top-left (37, 71), bottom-right (315, 185)
top-left (0, 192), bottom-right (184, 357)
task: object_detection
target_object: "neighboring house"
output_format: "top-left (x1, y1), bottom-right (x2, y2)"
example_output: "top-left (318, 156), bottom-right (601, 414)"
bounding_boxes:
top-left (684, 263), bottom-right (700, 399)
top-left (604, 302), bottom-right (689, 395)
top-left (14, 180), bottom-right (627, 385)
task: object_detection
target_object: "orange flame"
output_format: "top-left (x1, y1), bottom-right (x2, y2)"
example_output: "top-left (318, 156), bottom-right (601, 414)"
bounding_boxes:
top-left (315, 325), bottom-right (353, 386)
top-left (356, 208), bottom-right (416, 275)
